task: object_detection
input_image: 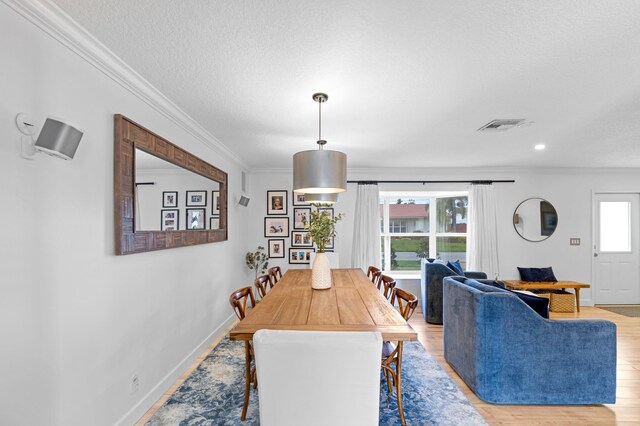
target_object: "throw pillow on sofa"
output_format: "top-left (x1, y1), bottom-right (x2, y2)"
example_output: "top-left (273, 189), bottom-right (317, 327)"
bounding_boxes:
top-left (462, 278), bottom-right (550, 319)
top-left (447, 260), bottom-right (464, 275)
top-left (517, 266), bottom-right (558, 282)
top-left (512, 290), bottom-right (550, 318)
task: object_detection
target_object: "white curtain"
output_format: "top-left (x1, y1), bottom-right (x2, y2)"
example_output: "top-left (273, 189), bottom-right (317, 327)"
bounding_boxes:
top-left (351, 184), bottom-right (381, 271)
top-left (467, 184), bottom-right (500, 278)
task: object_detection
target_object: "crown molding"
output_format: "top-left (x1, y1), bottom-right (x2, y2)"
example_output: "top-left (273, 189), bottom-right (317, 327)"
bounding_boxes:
top-left (3, 0), bottom-right (249, 170)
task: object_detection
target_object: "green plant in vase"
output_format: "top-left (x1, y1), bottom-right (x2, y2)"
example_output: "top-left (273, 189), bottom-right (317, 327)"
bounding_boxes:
top-left (306, 210), bottom-right (344, 252)
top-left (306, 209), bottom-right (343, 289)
top-left (246, 246), bottom-right (268, 281)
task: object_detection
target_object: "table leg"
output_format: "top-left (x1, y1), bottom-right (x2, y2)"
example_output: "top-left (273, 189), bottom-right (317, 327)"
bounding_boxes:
top-left (241, 341), bottom-right (251, 421)
top-left (575, 289), bottom-right (581, 313)
top-left (396, 341), bottom-right (406, 426)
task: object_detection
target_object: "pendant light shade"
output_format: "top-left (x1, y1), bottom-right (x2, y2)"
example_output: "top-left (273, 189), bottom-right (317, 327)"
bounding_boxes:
top-left (293, 150), bottom-right (347, 194)
top-left (292, 93), bottom-right (347, 194)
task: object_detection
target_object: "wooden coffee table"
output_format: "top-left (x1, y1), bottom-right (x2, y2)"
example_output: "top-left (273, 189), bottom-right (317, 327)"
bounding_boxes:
top-left (502, 280), bottom-right (590, 312)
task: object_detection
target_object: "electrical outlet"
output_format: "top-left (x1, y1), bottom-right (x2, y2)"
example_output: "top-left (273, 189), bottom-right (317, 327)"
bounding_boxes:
top-left (569, 238), bottom-right (581, 246)
top-left (131, 374), bottom-right (139, 394)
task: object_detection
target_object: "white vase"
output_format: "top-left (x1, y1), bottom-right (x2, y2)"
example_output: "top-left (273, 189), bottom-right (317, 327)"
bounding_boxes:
top-left (312, 251), bottom-right (332, 290)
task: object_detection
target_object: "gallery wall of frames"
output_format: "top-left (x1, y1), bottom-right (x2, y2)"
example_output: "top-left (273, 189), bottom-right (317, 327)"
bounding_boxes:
top-left (263, 190), bottom-right (336, 264)
top-left (135, 169), bottom-right (222, 232)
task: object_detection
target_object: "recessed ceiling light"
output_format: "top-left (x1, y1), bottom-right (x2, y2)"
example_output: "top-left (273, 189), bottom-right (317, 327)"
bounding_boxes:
top-left (534, 144), bottom-right (546, 150)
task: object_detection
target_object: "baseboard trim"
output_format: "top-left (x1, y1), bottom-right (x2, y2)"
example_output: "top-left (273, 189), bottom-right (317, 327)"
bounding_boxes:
top-left (115, 313), bottom-right (237, 426)
top-left (1, 0), bottom-right (248, 170)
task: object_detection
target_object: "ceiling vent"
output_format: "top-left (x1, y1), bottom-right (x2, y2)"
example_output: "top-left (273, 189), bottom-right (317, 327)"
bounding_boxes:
top-left (477, 119), bottom-right (526, 132)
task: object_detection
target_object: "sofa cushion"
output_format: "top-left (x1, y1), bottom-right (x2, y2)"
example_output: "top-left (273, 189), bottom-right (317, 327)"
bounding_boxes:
top-left (517, 267), bottom-right (558, 282)
top-left (476, 279), bottom-right (507, 289)
top-left (460, 278), bottom-right (511, 294)
top-left (461, 278), bottom-right (549, 318)
top-left (447, 260), bottom-right (464, 275)
top-left (511, 291), bottom-right (550, 318)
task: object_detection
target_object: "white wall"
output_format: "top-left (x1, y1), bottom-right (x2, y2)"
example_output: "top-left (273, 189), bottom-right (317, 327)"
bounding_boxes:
top-left (0, 4), bottom-right (250, 425)
top-left (250, 167), bottom-right (640, 305)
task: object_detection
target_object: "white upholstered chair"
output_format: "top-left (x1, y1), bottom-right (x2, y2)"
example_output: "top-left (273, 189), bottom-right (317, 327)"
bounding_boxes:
top-left (253, 329), bottom-right (382, 426)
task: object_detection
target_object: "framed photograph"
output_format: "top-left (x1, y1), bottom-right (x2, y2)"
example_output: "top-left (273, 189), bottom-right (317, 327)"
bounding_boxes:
top-left (292, 191), bottom-right (310, 206)
top-left (186, 190), bottom-right (207, 207)
top-left (268, 239), bottom-right (285, 258)
top-left (264, 217), bottom-right (289, 237)
top-left (211, 191), bottom-right (220, 215)
top-left (210, 216), bottom-right (220, 230)
top-left (186, 208), bottom-right (206, 230)
top-left (316, 207), bottom-right (334, 220)
top-left (291, 230), bottom-right (312, 247)
top-left (293, 207), bottom-right (311, 230)
top-left (267, 190), bottom-right (288, 215)
top-left (289, 248), bottom-right (314, 264)
top-left (325, 235), bottom-right (335, 250)
top-left (162, 191), bottom-right (178, 208)
top-left (160, 209), bottom-right (179, 231)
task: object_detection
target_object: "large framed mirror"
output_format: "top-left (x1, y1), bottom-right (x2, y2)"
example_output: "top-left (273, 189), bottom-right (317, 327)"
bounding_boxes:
top-left (114, 115), bottom-right (227, 255)
top-left (513, 197), bottom-right (558, 242)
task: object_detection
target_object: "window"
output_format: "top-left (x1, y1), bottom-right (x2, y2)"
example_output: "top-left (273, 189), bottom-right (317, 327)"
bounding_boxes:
top-left (380, 192), bottom-right (468, 272)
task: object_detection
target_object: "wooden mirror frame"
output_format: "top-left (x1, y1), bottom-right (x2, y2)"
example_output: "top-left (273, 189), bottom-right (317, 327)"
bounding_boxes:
top-left (114, 115), bottom-right (228, 255)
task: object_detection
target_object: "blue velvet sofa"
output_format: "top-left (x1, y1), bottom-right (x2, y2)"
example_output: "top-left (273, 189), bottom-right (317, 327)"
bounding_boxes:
top-left (442, 276), bottom-right (617, 404)
top-left (420, 259), bottom-right (487, 324)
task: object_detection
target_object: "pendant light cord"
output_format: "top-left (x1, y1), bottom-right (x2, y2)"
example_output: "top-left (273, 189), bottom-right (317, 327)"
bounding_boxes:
top-left (318, 99), bottom-right (323, 150)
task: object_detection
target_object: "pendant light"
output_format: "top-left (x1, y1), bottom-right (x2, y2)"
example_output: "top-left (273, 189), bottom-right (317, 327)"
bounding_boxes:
top-left (293, 93), bottom-right (347, 194)
top-left (305, 192), bottom-right (339, 205)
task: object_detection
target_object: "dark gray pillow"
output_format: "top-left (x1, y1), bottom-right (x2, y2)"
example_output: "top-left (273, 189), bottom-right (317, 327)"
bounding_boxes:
top-left (517, 267), bottom-right (557, 282)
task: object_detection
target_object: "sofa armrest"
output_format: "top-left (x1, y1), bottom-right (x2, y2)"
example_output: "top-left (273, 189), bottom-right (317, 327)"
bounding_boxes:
top-left (463, 271), bottom-right (487, 279)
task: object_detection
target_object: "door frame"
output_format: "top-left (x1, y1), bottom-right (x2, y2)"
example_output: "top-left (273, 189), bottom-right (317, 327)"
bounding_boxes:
top-left (591, 190), bottom-right (640, 305)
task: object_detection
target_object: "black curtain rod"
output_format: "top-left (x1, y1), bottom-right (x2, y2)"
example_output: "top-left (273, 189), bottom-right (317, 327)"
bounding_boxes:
top-left (347, 180), bottom-right (515, 184)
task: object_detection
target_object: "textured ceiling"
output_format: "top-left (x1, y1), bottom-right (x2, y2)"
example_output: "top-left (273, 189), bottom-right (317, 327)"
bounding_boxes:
top-left (52, 0), bottom-right (640, 169)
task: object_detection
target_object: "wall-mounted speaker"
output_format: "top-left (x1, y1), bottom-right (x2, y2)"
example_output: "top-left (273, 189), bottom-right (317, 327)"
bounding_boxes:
top-left (238, 195), bottom-right (250, 207)
top-left (35, 117), bottom-right (84, 160)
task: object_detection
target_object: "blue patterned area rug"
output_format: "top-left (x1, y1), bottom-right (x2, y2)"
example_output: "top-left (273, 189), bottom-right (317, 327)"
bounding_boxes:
top-left (146, 337), bottom-right (487, 426)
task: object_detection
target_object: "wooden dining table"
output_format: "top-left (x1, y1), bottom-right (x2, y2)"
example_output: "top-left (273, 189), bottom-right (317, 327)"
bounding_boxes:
top-left (230, 268), bottom-right (418, 424)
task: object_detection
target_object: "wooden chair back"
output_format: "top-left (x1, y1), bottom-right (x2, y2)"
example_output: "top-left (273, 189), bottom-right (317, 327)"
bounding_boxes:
top-left (391, 287), bottom-right (418, 321)
top-left (229, 286), bottom-right (256, 320)
top-left (268, 266), bottom-right (283, 287)
top-left (254, 274), bottom-right (271, 299)
top-left (367, 266), bottom-right (382, 287)
top-left (379, 274), bottom-right (396, 301)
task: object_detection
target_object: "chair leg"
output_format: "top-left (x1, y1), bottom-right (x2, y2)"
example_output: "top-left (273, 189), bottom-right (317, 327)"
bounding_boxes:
top-left (241, 342), bottom-right (251, 421)
top-left (396, 342), bottom-right (406, 426)
top-left (385, 369), bottom-right (392, 393)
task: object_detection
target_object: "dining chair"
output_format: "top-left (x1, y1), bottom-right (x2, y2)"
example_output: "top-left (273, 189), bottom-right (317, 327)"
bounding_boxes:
top-left (253, 329), bottom-right (383, 426)
top-left (267, 266), bottom-right (283, 287)
top-left (254, 274), bottom-right (271, 299)
top-left (381, 287), bottom-right (418, 426)
top-left (379, 274), bottom-right (397, 301)
top-left (228, 286), bottom-right (257, 421)
top-left (367, 266), bottom-right (382, 288)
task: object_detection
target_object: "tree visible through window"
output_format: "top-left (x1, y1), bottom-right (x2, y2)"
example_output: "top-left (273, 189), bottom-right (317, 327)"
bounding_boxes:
top-left (380, 193), bottom-right (468, 272)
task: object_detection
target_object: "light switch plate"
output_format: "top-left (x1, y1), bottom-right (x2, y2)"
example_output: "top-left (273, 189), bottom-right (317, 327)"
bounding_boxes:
top-left (570, 238), bottom-right (581, 246)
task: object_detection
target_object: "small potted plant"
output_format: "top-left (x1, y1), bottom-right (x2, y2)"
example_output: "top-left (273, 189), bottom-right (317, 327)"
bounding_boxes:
top-left (246, 246), bottom-right (268, 295)
top-left (307, 210), bottom-right (343, 289)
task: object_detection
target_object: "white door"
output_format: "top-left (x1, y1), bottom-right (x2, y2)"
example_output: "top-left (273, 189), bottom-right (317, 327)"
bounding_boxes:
top-left (593, 193), bottom-right (640, 304)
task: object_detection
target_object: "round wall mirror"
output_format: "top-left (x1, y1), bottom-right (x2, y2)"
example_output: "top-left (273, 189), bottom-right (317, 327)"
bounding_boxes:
top-left (513, 198), bottom-right (558, 242)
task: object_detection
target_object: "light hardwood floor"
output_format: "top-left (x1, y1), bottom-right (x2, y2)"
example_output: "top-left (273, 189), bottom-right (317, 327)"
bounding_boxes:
top-left (138, 306), bottom-right (640, 425)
